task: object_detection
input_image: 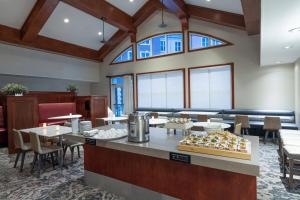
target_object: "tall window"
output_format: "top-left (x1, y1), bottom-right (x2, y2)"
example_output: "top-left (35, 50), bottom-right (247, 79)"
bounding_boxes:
top-left (189, 32), bottom-right (231, 51)
top-left (137, 70), bottom-right (184, 109)
top-left (189, 64), bottom-right (233, 109)
top-left (111, 46), bottom-right (133, 65)
top-left (137, 32), bottom-right (183, 60)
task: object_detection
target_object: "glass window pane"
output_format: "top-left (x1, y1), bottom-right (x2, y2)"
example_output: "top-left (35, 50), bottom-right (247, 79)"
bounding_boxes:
top-left (190, 32), bottom-right (227, 50)
top-left (112, 46), bottom-right (133, 64)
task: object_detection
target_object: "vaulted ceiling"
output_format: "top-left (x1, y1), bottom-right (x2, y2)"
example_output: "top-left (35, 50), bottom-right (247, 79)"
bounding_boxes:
top-left (0, 0), bottom-right (260, 62)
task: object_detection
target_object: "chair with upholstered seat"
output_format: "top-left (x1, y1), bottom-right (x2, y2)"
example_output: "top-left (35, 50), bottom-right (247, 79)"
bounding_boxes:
top-left (234, 115), bottom-right (250, 135)
top-left (197, 115), bottom-right (208, 122)
top-left (95, 118), bottom-right (106, 127)
top-left (150, 112), bottom-right (159, 119)
top-left (180, 114), bottom-right (189, 119)
top-left (234, 123), bottom-right (242, 136)
top-left (63, 140), bottom-right (83, 163)
top-left (29, 132), bottom-right (62, 177)
top-left (263, 116), bottom-right (281, 144)
top-left (13, 129), bottom-right (32, 172)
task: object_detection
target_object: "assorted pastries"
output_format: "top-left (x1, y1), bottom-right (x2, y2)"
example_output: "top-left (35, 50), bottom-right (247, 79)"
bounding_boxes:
top-left (179, 131), bottom-right (249, 152)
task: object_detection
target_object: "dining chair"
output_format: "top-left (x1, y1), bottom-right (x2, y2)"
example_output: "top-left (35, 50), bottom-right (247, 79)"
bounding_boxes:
top-left (180, 114), bottom-right (189, 119)
top-left (13, 129), bottom-right (32, 172)
top-left (191, 126), bottom-right (204, 132)
top-left (197, 115), bottom-right (208, 122)
top-left (150, 112), bottom-right (159, 119)
top-left (95, 118), bottom-right (106, 127)
top-left (234, 115), bottom-right (250, 135)
top-left (234, 123), bottom-right (242, 136)
top-left (29, 132), bottom-right (62, 177)
top-left (263, 117), bottom-right (282, 144)
top-left (63, 140), bottom-right (83, 163)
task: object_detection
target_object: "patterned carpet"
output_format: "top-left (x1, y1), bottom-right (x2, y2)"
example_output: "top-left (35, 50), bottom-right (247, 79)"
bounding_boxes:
top-left (0, 142), bottom-right (300, 200)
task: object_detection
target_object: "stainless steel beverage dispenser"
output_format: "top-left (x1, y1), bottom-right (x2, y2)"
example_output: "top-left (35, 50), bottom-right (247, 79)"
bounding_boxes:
top-left (128, 112), bottom-right (150, 143)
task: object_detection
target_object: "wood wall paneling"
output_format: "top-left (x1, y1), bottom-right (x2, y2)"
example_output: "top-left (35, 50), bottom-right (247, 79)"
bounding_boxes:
top-left (84, 145), bottom-right (257, 200)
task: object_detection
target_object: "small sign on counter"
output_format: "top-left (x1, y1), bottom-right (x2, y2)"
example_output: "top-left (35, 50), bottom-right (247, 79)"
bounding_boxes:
top-left (169, 152), bottom-right (191, 164)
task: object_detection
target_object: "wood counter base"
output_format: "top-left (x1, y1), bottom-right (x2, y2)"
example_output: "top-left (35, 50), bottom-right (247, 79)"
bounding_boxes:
top-left (84, 144), bottom-right (256, 200)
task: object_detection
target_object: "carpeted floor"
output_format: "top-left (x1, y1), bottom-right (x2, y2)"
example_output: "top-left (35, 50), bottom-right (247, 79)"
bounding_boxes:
top-left (0, 142), bottom-right (300, 200)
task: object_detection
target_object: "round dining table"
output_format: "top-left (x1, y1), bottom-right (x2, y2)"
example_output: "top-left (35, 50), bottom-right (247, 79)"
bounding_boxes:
top-left (100, 116), bottom-right (128, 124)
top-left (149, 118), bottom-right (168, 126)
top-left (193, 122), bottom-right (231, 130)
top-left (48, 114), bottom-right (82, 133)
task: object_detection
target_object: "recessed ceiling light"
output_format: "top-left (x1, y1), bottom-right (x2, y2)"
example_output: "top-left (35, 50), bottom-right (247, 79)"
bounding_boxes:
top-left (289, 27), bottom-right (300, 33)
top-left (129, 0), bottom-right (134, 2)
top-left (206, 0), bottom-right (211, 2)
top-left (64, 18), bottom-right (69, 23)
top-left (98, 32), bottom-right (102, 36)
top-left (284, 45), bottom-right (292, 49)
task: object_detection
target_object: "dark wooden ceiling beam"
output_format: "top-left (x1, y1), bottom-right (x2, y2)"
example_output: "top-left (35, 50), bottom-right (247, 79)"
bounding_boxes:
top-left (98, 0), bottom-right (161, 61)
top-left (63, 0), bottom-right (135, 33)
top-left (21, 0), bottom-right (60, 42)
top-left (163, 0), bottom-right (189, 30)
top-left (241, 0), bottom-right (260, 35)
top-left (187, 4), bottom-right (245, 30)
top-left (0, 24), bottom-right (99, 61)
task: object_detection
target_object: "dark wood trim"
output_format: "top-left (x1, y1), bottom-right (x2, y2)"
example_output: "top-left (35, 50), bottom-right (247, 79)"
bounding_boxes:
top-left (21, 0), bottom-right (60, 42)
top-left (136, 68), bottom-right (186, 109)
top-left (187, 31), bottom-right (233, 52)
top-left (0, 24), bottom-right (100, 61)
top-left (241, 0), bottom-right (260, 35)
top-left (109, 45), bottom-right (134, 66)
top-left (98, 30), bottom-right (129, 61)
top-left (106, 73), bottom-right (135, 78)
top-left (187, 4), bottom-right (245, 30)
top-left (135, 31), bottom-right (185, 62)
top-left (62, 0), bottom-right (135, 32)
top-left (163, 0), bottom-right (189, 30)
top-left (188, 63), bottom-right (235, 109)
top-left (84, 145), bottom-right (257, 200)
top-left (133, 0), bottom-right (161, 28)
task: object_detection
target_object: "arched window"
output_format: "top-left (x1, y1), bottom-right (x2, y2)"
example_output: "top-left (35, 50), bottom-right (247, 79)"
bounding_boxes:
top-left (136, 32), bottom-right (184, 60)
top-left (188, 31), bottom-right (232, 52)
top-left (111, 45), bottom-right (133, 65)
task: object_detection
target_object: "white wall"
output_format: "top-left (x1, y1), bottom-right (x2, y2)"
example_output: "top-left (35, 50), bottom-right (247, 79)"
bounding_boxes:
top-left (295, 58), bottom-right (300, 125)
top-left (0, 74), bottom-right (91, 96)
top-left (92, 11), bottom-right (295, 110)
top-left (0, 42), bottom-right (100, 82)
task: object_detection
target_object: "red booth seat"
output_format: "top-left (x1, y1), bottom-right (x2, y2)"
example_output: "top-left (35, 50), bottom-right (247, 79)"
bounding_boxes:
top-left (38, 103), bottom-right (76, 126)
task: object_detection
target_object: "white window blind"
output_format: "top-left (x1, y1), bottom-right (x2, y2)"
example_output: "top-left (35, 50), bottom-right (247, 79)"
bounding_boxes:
top-left (190, 65), bottom-right (232, 109)
top-left (137, 70), bottom-right (184, 108)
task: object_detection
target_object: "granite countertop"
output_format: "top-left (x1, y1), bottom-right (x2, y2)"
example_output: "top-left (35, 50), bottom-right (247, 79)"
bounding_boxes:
top-left (66, 125), bottom-right (260, 177)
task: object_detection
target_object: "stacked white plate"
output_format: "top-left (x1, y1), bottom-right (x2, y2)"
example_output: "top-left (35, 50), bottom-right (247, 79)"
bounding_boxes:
top-left (80, 121), bottom-right (92, 133)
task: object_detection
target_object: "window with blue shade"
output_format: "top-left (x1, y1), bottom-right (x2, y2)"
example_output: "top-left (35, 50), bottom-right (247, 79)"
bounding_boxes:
top-left (111, 46), bottom-right (133, 64)
top-left (137, 32), bottom-right (183, 60)
top-left (189, 32), bottom-right (229, 51)
top-left (111, 77), bottom-right (124, 116)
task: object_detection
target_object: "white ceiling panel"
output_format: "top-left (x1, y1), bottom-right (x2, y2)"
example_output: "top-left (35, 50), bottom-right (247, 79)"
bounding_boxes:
top-left (105, 0), bottom-right (148, 16)
top-left (39, 2), bottom-right (118, 50)
top-left (261, 0), bottom-right (300, 66)
top-left (185, 0), bottom-right (243, 14)
top-left (0, 0), bottom-right (37, 29)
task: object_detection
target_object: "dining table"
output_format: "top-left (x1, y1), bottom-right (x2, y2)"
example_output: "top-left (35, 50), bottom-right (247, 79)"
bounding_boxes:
top-left (193, 122), bottom-right (231, 130)
top-left (48, 114), bottom-right (82, 133)
top-left (99, 116), bottom-right (128, 124)
top-left (149, 118), bottom-right (168, 126)
top-left (20, 125), bottom-right (72, 170)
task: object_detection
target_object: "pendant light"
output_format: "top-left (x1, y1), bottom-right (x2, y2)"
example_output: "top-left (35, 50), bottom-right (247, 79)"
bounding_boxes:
top-left (159, 0), bottom-right (167, 28)
top-left (100, 17), bottom-right (106, 44)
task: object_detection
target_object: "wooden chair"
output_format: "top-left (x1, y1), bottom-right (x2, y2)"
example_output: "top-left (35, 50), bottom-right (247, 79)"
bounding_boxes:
top-left (180, 114), bottom-right (189, 119)
top-left (234, 115), bottom-right (250, 135)
top-left (150, 112), bottom-right (159, 119)
top-left (263, 117), bottom-right (281, 144)
top-left (234, 123), bottom-right (242, 136)
top-left (29, 132), bottom-right (62, 177)
top-left (197, 115), bottom-right (208, 122)
top-left (95, 118), bottom-right (106, 127)
top-left (13, 129), bottom-right (32, 172)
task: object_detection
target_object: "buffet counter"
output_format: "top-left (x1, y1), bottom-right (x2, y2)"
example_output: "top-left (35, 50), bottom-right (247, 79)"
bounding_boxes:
top-left (66, 125), bottom-right (260, 200)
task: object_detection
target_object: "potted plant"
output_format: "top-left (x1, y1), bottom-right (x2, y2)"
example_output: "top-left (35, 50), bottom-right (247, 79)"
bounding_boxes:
top-left (1, 83), bottom-right (28, 96)
top-left (66, 84), bottom-right (79, 93)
